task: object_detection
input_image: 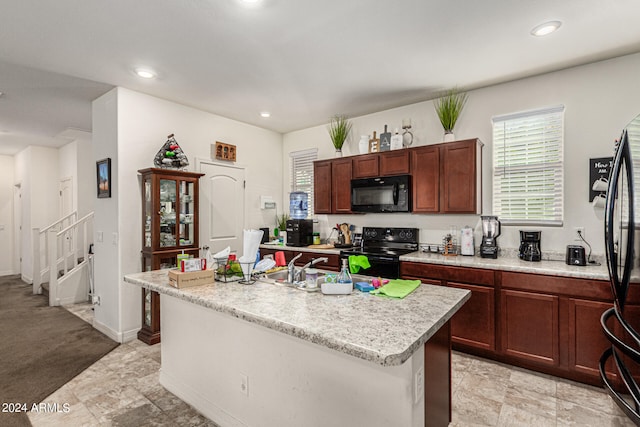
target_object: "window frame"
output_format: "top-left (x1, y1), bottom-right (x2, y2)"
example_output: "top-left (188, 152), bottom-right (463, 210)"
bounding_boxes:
top-left (492, 105), bottom-right (565, 226)
top-left (289, 148), bottom-right (318, 216)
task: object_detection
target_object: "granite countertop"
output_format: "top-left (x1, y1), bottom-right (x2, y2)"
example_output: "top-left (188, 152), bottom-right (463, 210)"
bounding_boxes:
top-left (123, 270), bottom-right (470, 367)
top-left (261, 243), bottom-right (611, 281)
top-left (400, 251), bottom-right (610, 281)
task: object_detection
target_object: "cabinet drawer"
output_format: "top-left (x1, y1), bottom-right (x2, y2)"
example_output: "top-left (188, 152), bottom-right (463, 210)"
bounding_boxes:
top-left (400, 262), bottom-right (494, 286)
top-left (502, 271), bottom-right (612, 300)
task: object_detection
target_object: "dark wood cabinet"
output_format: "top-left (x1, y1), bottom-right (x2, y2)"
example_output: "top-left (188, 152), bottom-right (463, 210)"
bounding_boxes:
top-left (138, 168), bottom-right (204, 345)
top-left (259, 247), bottom-right (340, 271)
top-left (379, 150), bottom-right (410, 176)
top-left (313, 160), bottom-right (332, 214)
top-left (440, 140), bottom-right (481, 213)
top-left (411, 145), bottom-right (440, 213)
top-left (568, 298), bottom-right (617, 380)
top-left (401, 261), bottom-right (631, 388)
top-left (401, 262), bottom-right (496, 353)
top-left (353, 151), bottom-right (410, 179)
top-left (313, 158), bottom-right (352, 214)
top-left (411, 139), bottom-right (482, 214)
top-left (331, 158), bottom-right (353, 213)
top-left (500, 289), bottom-right (560, 366)
top-left (352, 154), bottom-right (379, 178)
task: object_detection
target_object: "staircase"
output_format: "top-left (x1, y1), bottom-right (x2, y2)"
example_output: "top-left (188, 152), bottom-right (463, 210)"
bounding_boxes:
top-left (33, 211), bottom-right (94, 306)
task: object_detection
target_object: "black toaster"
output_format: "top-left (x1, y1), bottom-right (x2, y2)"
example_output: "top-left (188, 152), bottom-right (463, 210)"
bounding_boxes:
top-left (566, 245), bottom-right (586, 266)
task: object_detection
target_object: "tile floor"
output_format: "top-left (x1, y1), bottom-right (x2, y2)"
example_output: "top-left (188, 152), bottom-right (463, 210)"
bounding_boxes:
top-left (28, 302), bottom-right (635, 426)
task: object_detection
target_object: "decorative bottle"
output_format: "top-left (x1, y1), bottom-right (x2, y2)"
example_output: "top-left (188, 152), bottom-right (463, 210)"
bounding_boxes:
top-left (337, 258), bottom-right (353, 286)
top-left (390, 128), bottom-right (403, 150)
top-left (358, 135), bottom-right (370, 154)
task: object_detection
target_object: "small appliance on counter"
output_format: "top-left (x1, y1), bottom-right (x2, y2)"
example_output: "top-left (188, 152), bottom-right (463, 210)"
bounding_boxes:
top-left (480, 216), bottom-right (501, 259)
top-left (286, 219), bottom-right (313, 247)
top-left (519, 230), bottom-right (542, 262)
top-left (460, 226), bottom-right (474, 256)
top-left (566, 245), bottom-right (587, 266)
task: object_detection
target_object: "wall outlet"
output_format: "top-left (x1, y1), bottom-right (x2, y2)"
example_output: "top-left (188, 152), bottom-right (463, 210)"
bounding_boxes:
top-left (574, 227), bottom-right (585, 242)
top-left (414, 367), bottom-right (424, 404)
top-left (240, 373), bottom-right (249, 396)
top-left (91, 295), bottom-right (100, 305)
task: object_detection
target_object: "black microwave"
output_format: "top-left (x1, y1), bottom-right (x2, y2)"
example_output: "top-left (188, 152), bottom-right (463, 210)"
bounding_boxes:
top-left (351, 175), bottom-right (411, 213)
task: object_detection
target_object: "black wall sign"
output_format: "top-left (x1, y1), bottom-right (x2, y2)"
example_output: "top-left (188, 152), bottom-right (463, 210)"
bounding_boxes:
top-left (589, 157), bottom-right (613, 202)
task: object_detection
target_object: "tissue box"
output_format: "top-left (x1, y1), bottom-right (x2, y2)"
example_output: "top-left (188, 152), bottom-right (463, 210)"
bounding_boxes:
top-left (168, 269), bottom-right (214, 289)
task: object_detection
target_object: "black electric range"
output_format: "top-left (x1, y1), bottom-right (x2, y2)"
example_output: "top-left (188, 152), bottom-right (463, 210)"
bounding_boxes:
top-left (340, 227), bottom-right (419, 278)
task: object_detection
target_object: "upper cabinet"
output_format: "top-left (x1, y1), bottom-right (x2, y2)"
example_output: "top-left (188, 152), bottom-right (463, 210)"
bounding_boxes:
top-left (314, 158), bottom-right (353, 214)
top-left (352, 150), bottom-right (410, 178)
top-left (411, 138), bottom-right (482, 214)
top-left (314, 138), bottom-right (482, 215)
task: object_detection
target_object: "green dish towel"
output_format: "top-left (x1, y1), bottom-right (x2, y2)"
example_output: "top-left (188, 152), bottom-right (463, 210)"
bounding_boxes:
top-left (348, 255), bottom-right (371, 273)
top-left (370, 279), bottom-right (421, 299)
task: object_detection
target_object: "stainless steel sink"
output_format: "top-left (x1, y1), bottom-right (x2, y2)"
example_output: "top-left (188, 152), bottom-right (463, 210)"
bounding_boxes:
top-left (258, 268), bottom-right (371, 290)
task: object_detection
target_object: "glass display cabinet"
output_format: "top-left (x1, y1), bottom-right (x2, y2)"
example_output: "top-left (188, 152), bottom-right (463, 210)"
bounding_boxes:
top-left (138, 168), bottom-right (204, 344)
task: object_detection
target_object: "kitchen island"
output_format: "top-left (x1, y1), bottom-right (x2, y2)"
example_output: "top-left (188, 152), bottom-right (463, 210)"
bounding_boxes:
top-left (124, 270), bottom-right (470, 427)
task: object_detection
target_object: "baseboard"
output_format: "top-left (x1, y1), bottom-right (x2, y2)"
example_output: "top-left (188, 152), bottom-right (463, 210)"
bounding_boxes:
top-left (0, 270), bottom-right (18, 277)
top-left (92, 318), bottom-right (141, 344)
top-left (22, 274), bottom-right (33, 284)
top-left (160, 370), bottom-right (246, 427)
top-left (122, 327), bottom-right (140, 343)
top-left (92, 317), bottom-right (122, 343)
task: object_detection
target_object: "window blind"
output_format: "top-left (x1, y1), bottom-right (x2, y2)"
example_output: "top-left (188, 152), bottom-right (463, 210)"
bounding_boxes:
top-left (290, 148), bottom-right (318, 215)
top-left (492, 106), bottom-right (564, 225)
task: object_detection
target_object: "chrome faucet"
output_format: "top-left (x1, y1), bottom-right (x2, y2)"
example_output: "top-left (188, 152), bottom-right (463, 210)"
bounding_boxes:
top-left (287, 254), bottom-right (329, 283)
top-left (287, 253), bottom-right (303, 283)
top-left (294, 257), bottom-right (329, 282)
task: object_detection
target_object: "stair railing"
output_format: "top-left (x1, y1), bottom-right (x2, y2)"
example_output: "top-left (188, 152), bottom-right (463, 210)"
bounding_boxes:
top-left (48, 212), bottom-right (94, 306)
top-left (32, 211), bottom-right (77, 294)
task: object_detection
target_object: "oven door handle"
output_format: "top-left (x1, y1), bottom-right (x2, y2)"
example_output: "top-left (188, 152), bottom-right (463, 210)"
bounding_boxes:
top-left (368, 256), bottom-right (397, 263)
top-left (393, 183), bottom-right (399, 205)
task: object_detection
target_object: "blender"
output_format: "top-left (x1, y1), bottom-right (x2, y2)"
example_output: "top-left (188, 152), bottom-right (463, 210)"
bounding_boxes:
top-left (480, 216), bottom-right (501, 259)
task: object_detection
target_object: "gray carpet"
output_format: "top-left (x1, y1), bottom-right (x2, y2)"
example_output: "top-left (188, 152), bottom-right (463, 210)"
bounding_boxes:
top-left (0, 275), bottom-right (119, 426)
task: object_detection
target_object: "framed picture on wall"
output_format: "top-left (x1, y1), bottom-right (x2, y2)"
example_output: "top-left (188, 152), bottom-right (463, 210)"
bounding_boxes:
top-left (96, 158), bottom-right (111, 198)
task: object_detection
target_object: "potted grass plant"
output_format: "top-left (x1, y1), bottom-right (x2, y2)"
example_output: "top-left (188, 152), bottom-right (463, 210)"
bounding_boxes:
top-left (327, 114), bottom-right (352, 157)
top-left (434, 88), bottom-right (468, 142)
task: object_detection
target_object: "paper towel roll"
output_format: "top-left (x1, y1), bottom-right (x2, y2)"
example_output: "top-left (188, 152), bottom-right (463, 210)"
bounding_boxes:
top-left (240, 229), bottom-right (264, 275)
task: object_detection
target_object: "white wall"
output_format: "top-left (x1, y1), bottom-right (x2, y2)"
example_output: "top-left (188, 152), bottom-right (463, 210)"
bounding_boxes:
top-left (92, 87), bottom-right (284, 341)
top-left (12, 146), bottom-right (60, 281)
top-left (92, 89), bottom-right (121, 339)
top-left (0, 155), bottom-right (15, 276)
top-left (59, 141), bottom-right (78, 214)
top-left (283, 52), bottom-right (640, 255)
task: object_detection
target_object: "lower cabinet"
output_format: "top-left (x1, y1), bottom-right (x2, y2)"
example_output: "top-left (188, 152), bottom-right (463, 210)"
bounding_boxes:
top-left (401, 262), bottom-right (496, 353)
top-left (401, 261), bottom-right (630, 388)
top-left (259, 247), bottom-right (340, 271)
top-left (450, 282), bottom-right (495, 352)
top-left (500, 289), bottom-right (560, 366)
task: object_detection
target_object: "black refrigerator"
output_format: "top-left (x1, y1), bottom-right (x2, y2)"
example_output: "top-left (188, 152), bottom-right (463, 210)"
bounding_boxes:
top-left (600, 113), bottom-right (640, 424)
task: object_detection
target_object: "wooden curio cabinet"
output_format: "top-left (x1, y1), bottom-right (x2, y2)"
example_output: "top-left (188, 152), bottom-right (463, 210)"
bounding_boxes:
top-left (138, 168), bottom-right (204, 344)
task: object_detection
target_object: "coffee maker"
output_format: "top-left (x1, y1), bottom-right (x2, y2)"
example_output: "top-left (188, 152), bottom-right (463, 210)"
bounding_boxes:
top-left (480, 216), bottom-right (501, 259)
top-left (286, 219), bottom-right (313, 247)
top-left (519, 231), bottom-right (542, 262)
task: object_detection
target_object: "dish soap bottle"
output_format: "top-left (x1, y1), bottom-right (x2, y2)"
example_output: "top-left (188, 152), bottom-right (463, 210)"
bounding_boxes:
top-left (337, 258), bottom-right (353, 287)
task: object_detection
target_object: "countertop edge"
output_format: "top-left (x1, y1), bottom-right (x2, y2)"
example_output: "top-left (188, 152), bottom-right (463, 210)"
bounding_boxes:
top-left (124, 272), bottom-right (470, 366)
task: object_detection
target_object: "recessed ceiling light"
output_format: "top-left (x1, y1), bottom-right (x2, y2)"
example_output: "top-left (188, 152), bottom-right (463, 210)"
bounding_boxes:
top-left (260, 112), bottom-right (271, 118)
top-left (240, 0), bottom-right (261, 4)
top-left (135, 68), bottom-right (156, 79)
top-left (531, 21), bottom-right (562, 37)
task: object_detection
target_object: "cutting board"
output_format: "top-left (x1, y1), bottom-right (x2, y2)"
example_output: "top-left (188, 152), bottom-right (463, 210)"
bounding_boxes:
top-left (307, 244), bottom-right (335, 249)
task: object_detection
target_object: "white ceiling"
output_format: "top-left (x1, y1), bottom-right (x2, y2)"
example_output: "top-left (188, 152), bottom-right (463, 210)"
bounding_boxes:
top-left (1, 0), bottom-right (640, 156)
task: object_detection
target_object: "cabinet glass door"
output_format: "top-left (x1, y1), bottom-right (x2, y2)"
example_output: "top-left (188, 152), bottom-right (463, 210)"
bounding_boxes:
top-left (159, 179), bottom-right (177, 247)
top-left (144, 178), bottom-right (152, 248)
top-left (179, 180), bottom-right (195, 246)
top-left (144, 288), bottom-right (152, 327)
